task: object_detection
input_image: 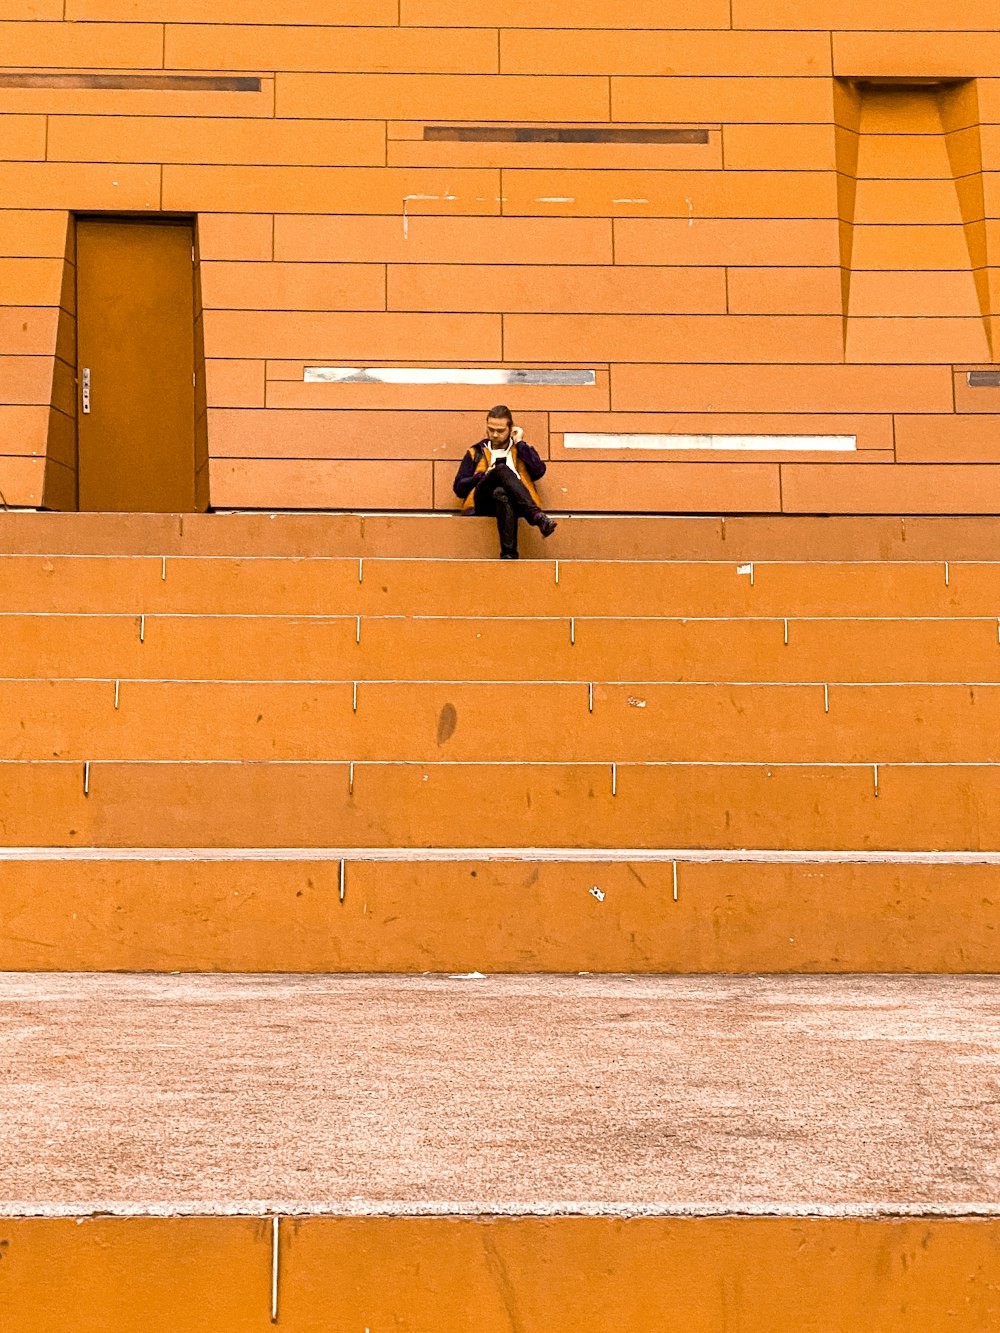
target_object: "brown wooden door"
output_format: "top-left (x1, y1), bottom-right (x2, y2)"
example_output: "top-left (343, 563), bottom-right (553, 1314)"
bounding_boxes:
top-left (76, 218), bottom-right (198, 511)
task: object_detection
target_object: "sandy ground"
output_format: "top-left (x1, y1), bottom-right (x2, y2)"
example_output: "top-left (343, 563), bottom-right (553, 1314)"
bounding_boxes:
top-left (0, 973), bottom-right (998, 1216)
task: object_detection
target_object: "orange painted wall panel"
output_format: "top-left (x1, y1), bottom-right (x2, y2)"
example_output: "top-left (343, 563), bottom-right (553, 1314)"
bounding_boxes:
top-left (723, 124), bottom-right (838, 171)
top-left (163, 165), bottom-right (500, 215)
top-left (275, 215), bottom-right (614, 265)
top-left (613, 76), bottom-right (835, 124)
top-left (48, 117), bottom-right (386, 167)
top-left (204, 361), bottom-right (266, 409)
top-left (734, 0), bottom-right (1000, 28)
top-left (276, 74), bottom-right (611, 122)
top-left (166, 23), bottom-right (498, 73)
top-left (201, 262), bottom-right (385, 312)
top-left (846, 318), bottom-right (991, 365)
top-left (0, 258), bottom-right (66, 306)
top-left (0, 163), bottom-right (160, 211)
top-left (0, 211), bottom-right (68, 258)
top-left (500, 29), bottom-right (830, 76)
top-left (0, 20), bottom-right (163, 66)
top-left (402, 0), bottom-right (732, 25)
top-left (388, 264), bottom-right (726, 314)
top-left (727, 267), bottom-right (843, 315)
top-left (0, 116), bottom-right (46, 161)
top-left (68, 0), bottom-right (396, 19)
top-left (836, 32), bottom-right (1000, 77)
top-left (198, 214), bottom-right (273, 262)
top-left (503, 169), bottom-right (837, 219)
top-left (505, 314), bottom-right (844, 364)
top-left (203, 309), bottom-right (501, 360)
top-left (210, 458), bottom-right (434, 509)
top-left (0, 308), bottom-right (61, 355)
top-left (612, 365), bottom-right (955, 415)
top-left (0, 355), bottom-right (56, 407)
top-left (0, 456), bottom-right (46, 505)
top-left (614, 218), bottom-right (841, 266)
top-left (781, 463), bottom-right (1000, 514)
top-left (0, 83), bottom-right (275, 119)
top-left (894, 415), bottom-right (1000, 462)
top-left (209, 407), bottom-right (547, 459)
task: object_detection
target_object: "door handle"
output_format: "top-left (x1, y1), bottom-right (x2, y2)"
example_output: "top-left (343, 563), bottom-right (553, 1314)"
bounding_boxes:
top-left (82, 368), bottom-right (91, 414)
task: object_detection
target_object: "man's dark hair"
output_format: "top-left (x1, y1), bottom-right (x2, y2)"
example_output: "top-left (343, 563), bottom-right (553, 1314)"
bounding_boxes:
top-left (487, 404), bottom-right (513, 425)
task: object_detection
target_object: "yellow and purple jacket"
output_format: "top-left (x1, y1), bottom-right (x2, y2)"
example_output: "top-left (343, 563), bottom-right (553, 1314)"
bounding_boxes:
top-left (452, 438), bottom-right (546, 511)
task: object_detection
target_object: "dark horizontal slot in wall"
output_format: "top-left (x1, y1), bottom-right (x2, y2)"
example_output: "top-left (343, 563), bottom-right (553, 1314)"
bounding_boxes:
top-left (0, 73), bottom-right (261, 92)
top-left (967, 372), bottom-right (1000, 388)
top-left (423, 126), bottom-right (710, 144)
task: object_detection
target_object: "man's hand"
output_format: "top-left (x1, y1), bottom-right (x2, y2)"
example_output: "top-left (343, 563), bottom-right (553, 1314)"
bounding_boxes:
top-left (510, 426), bottom-right (524, 444)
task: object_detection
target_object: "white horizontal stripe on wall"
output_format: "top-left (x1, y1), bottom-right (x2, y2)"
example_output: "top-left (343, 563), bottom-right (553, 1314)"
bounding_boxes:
top-left (563, 434), bottom-right (857, 452)
top-left (305, 367), bottom-right (597, 386)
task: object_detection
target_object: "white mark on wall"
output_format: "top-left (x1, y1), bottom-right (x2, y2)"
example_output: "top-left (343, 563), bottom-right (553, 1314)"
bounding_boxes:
top-left (612, 198), bottom-right (649, 204)
top-left (537, 197), bottom-right (575, 203)
top-left (627, 697), bottom-right (647, 708)
top-left (589, 886), bottom-right (606, 902)
top-left (686, 197), bottom-right (694, 226)
top-left (402, 194), bottom-right (440, 239)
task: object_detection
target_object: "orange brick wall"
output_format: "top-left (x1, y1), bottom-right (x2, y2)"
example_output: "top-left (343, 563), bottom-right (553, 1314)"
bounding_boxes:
top-left (2, 5), bottom-right (1000, 512)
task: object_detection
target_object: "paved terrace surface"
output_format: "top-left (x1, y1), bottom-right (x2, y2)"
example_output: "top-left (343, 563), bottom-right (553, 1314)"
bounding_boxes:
top-left (1, 973), bottom-right (998, 1218)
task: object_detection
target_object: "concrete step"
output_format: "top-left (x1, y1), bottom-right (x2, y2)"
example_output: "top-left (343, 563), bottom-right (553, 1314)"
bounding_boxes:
top-left (0, 554), bottom-right (996, 617)
top-left (5, 510), bottom-right (1000, 560)
top-left (5, 679), bottom-right (1000, 763)
top-left (0, 849), bottom-right (997, 973)
top-left (3, 758), bottom-right (1000, 849)
top-left (1, 973), bottom-right (997, 1329)
top-left (3, 613), bottom-right (999, 683)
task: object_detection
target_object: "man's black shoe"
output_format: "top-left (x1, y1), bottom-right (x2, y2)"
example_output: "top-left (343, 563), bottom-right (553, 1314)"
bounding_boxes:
top-left (537, 514), bottom-right (558, 538)
top-left (499, 551), bottom-right (519, 560)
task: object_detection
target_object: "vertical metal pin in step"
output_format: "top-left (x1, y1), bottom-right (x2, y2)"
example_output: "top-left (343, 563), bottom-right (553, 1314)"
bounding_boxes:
top-left (824, 684), bottom-right (829, 714)
top-left (353, 681), bottom-right (358, 713)
top-left (114, 679), bottom-right (120, 710)
top-left (588, 682), bottom-right (593, 713)
top-left (783, 618), bottom-right (789, 646)
top-left (944, 561), bottom-right (949, 587)
top-left (611, 762), bottom-right (617, 796)
top-left (554, 559), bottom-right (560, 585)
top-left (672, 861), bottom-right (679, 903)
top-left (570, 617), bottom-right (575, 646)
top-left (161, 556), bottom-right (167, 581)
top-left (139, 614), bottom-right (145, 643)
top-left (356, 615), bottom-right (361, 644)
top-left (83, 761), bottom-right (90, 796)
top-left (873, 763), bottom-right (879, 797)
top-left (349, 761), bottom-right (355, 795)
top-left (271, 1215), bottom-right (280, 1324)
top-left (339, 859), bottom-right (346, 904)
top-left (358, 558), bottom-right (364, 584)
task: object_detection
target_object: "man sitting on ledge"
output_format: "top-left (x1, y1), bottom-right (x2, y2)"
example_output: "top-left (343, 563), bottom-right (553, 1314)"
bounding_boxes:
top-left (452, 405), bottom-right (558, 560)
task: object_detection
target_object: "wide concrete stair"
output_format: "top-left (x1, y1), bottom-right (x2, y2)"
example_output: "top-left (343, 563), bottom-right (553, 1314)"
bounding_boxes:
top-left (1, 514), bottom-right (998, 1330)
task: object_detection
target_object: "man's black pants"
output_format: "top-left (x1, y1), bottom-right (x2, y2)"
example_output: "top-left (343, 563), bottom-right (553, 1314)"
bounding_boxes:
top-left (473, 466), bottom-right (538, 557)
